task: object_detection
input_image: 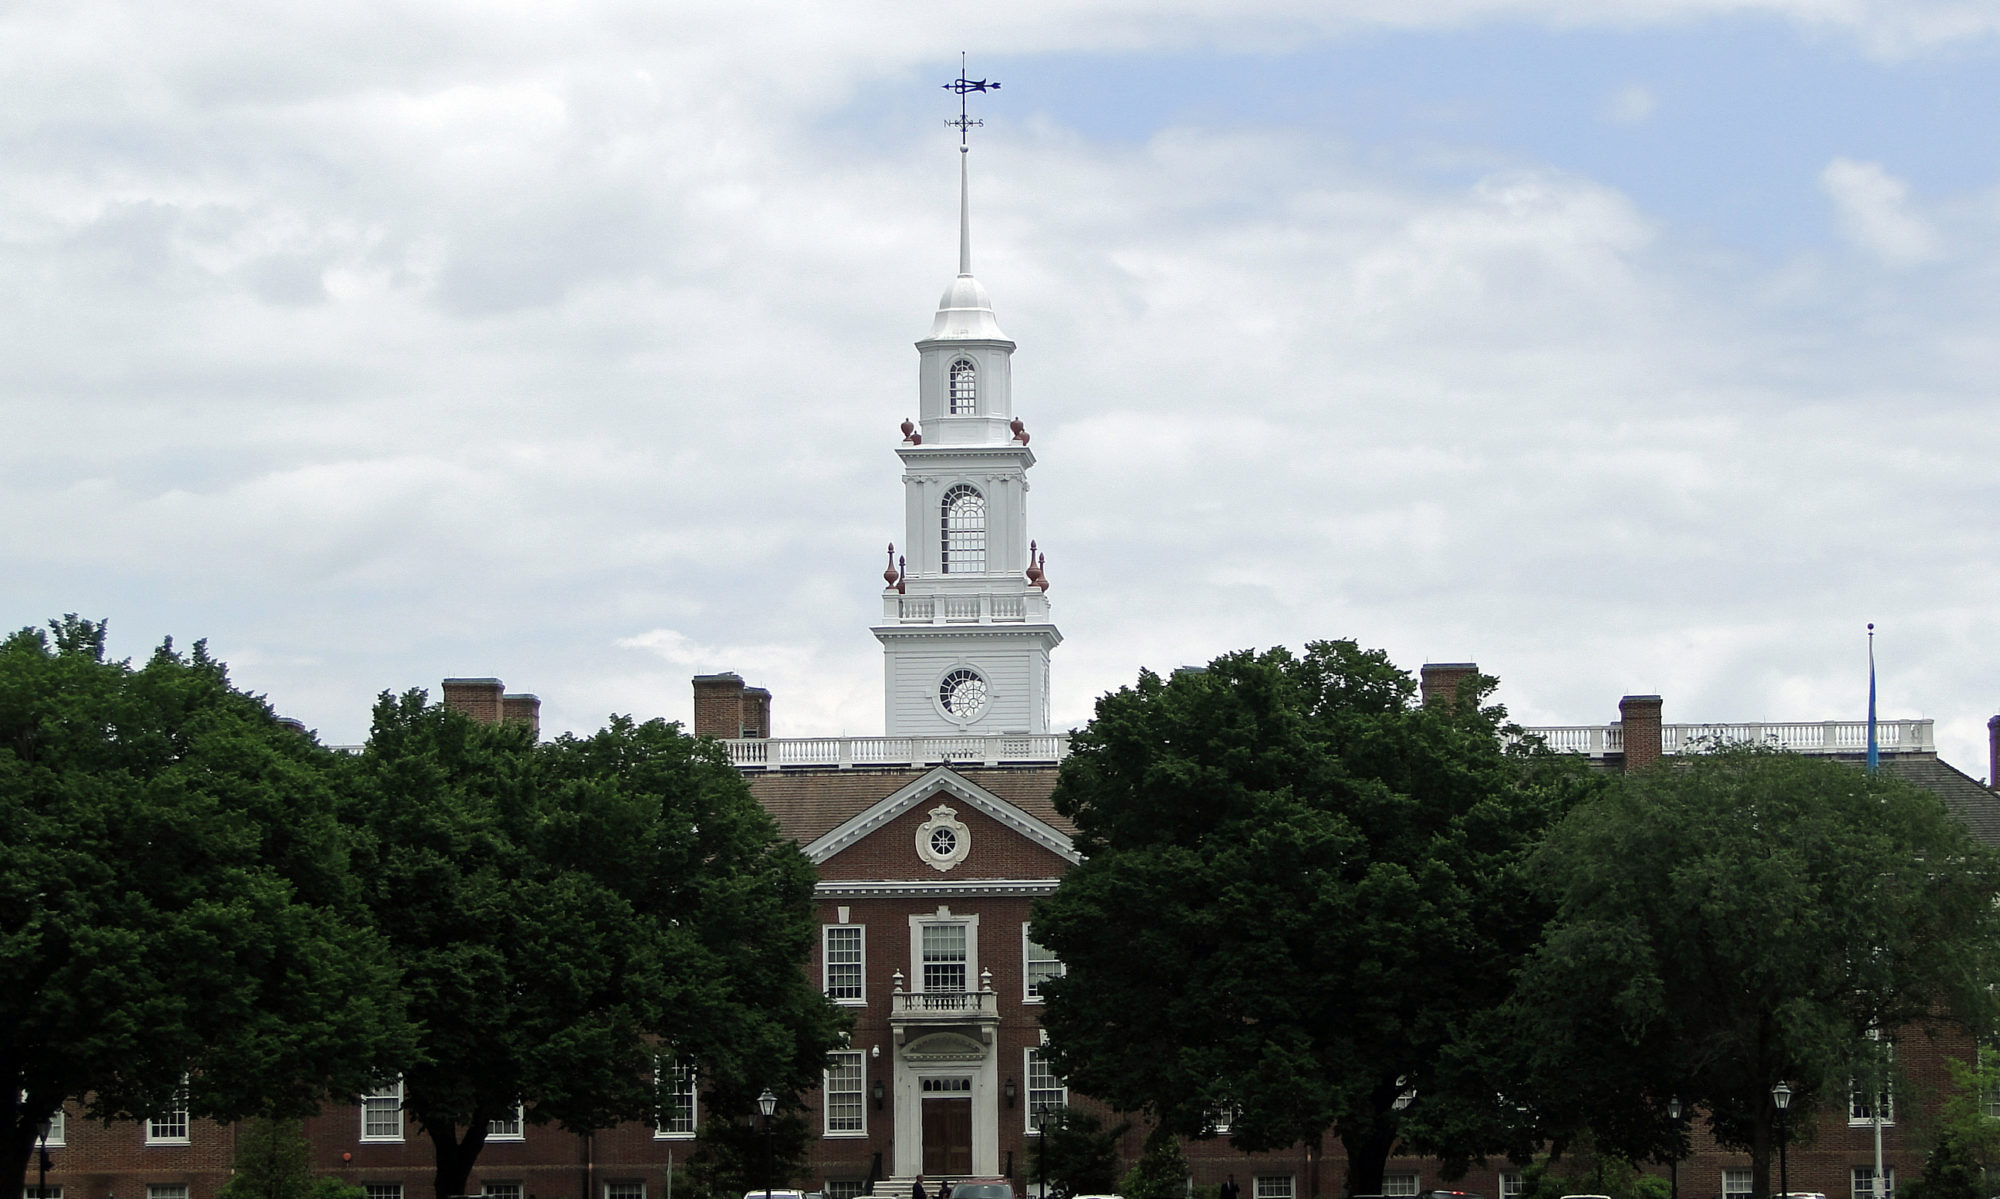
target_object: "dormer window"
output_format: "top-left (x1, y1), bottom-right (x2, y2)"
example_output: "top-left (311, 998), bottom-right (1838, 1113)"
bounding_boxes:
top-left (949, 359), bottom-right (977, 414)
top-left (941, 485), bottom-right (985, 574)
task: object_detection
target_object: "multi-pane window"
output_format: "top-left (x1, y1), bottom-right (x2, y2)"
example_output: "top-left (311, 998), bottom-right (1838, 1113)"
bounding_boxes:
top-left (364, 1187), bottom-right (402, 1199)
top-left (148, 1187), bottom-right (190, 1199)
top-left (922, 923), bottom-right (969, 993)
top-left (605, 1183), bottom-right (645, 1199)
top-left (487, 1104), bottom-right (524, 1140)
top-left (940, 485), bottom-right (985, 574)
top-left (361, 1081), bottom-right (404, 1141)
top-left (24, 1189), bottom-right (62, 1199)
top-left (949, 359), bottom-right (977, 414)
top-left (146, 1086), bottom-right (189, 1144)
top-left (1852, 1167), bottom-right (1896, 1199)
top-left (1255, 1180), bottom-right (1295, 1199)
top-left (1024, 931), bottom-right (1063, 1001)
top-left (825, 1051), bottom-right (865, 1135)
top-left (827, 1183), bottom-right (866, 1199)
top-left (1723, 1170), bottom-right (1753, 1199)
top-left (656, 1062), bottom-right (697, 1138)
top-left (1383, 1177), bottom-right (1419, 1198)
top-left (483, 1184), bottom-right (523, 1199)
top-left (1499, 1175), bottom-right (1523, 1199)
top-left (1026, 1048), bottom-right (1067, 1128)
top-left (40, 1107), bottom-right (64, 1147)
top-left (1851, 1045), bottom-right (1895, 1124)
top-left (1204, 1107), bottom-right (1233, 1135)
top-left (825, 925), bottom-right (864, 1003)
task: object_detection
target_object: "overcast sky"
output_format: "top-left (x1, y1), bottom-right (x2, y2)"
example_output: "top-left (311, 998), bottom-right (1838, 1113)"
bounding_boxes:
top-left (5, 0), bottom-right (1998, 774)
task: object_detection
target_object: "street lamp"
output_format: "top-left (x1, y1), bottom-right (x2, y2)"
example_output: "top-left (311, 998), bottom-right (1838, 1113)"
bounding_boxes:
top-left (1771, 1082), bottom-right (1792, 1199)
top-left (1035, 1101), bottom-right (1050, 1199)
top-left (757, 1088), bottom-right (778, 1199)
top-left (1666, 1097), bottom-right (1683, 1199)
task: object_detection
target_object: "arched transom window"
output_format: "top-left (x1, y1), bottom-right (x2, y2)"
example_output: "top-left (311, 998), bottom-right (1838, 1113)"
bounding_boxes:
top-left (941, 484), bottom-right (985, 574)
top-left (948, 358), bottom-right (977, 414)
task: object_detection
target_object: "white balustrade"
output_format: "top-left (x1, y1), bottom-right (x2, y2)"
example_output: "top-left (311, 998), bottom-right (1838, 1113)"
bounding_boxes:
top-left (721, 732), bottom-right (1071, 769)
top-left (1517, 719), bottom-right (1932, 759)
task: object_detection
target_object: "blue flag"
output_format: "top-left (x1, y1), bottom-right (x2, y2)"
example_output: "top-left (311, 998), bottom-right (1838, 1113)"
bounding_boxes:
top-left (1866, 623), bottom-right (1879, 774)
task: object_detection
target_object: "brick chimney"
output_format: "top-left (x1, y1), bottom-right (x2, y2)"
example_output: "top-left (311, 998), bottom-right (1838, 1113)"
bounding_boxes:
top-left (442, 677), bottom-right (506, 725)
top-left (502, 693), bottom-right (542, 738)
top-left (1988, 714), bottom-right (1999, 790)
top-left (1619, 695), bottom-right (1664, 772)
top-left (693, 672), bottom-right (771, 739)
top-left (1420, 663), bottom-right (1479, 709)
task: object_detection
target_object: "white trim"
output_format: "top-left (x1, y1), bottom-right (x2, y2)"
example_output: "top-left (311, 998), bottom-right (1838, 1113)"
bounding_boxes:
top-left (817, 878), bottom-right (1060, 899)
top-left (487, 1103), bottom-right (525, 1141)
top-left (1022, 923), bottom-right (1063, 1003)
top-left (1253, 1178), bottom-right (1296, 1199)
top-left (802, 766), bottom-right (1078, 866)
top-left (40, 1106), bottom-right (65, 1147)
top-left (824, 1050), bottom-right (867, 1138)
top-left (1024, 1047), bottom-right (1066, 1134)
top-left (654, 1061), bottom-right (697, 1139)
top-left (360, 1080), bottom-right (405, 1142)
top-left (144, 1087), bottom-right (190, 1145)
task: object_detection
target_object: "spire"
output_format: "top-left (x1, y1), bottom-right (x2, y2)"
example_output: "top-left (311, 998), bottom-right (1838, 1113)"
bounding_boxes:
top-left (927, 59), bottom-right (1009, 345)
top-left (959, 150), bottom-right (972, 277)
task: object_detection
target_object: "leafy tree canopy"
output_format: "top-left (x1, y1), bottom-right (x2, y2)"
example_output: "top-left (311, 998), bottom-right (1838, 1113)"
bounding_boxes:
top-left (0, 617), bottom-right (410, 1199)
top-left (1032, 642), bottom-right (1595, 1193)
top-left (350, 694), bottom-right (846, 1199)
top-left (1507, 747), bottom-right (2000, 1198)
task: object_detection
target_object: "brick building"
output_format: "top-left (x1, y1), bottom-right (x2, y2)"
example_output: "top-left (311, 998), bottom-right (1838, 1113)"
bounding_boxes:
top-left (23, 110), bottom-right (2000, 1199)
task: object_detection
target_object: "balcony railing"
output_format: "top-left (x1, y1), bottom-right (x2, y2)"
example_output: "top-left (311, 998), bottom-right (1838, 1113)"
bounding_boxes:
top-left (1515, 719), bottom-right (1934, 759)
top-left (888, 969), bottom-right (998, 1020)
top-left (721, 734), bottom-right (1070, 769)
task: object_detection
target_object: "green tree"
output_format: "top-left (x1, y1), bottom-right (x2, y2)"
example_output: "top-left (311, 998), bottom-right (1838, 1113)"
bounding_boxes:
top-left (350, 694), bottom-right (845, 1199)
top-left (1895, 1056), bottom-right (2000, 1199)
top-left (1507, 747), bottom-right (2000, 1199)
top-left (219, 1117), bottom-right (315, 1199)
top-left (1031, 1107), bottom-right (1130, 1199)
top-left (1032, 642), bottom-right (1594, 1194)
top-left (1119, 1125), bottom-right (1189, 1199)
top-left (0, 617), bottom-right (410, 1199)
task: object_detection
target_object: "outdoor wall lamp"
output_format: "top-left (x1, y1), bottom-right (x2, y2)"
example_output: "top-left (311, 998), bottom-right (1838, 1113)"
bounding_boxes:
top-left (1004, 1077), bottom-right (1017, 1108)
top-left (873, 1080), bottom-right (886, 1110)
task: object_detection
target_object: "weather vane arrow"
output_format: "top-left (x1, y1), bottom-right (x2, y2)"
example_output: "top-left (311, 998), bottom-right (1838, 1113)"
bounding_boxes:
top-left (944, 53), bottom-right (999, 152)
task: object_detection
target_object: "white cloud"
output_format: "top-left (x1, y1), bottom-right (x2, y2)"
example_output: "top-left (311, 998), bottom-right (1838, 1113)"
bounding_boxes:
top-left (1603, 84), bottom-right (1658, 125)
top-left (1821, 157), bottom-right (1940, 266)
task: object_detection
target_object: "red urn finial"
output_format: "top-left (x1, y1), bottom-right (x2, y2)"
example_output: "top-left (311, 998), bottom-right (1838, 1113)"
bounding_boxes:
top-left (1025, 540), bottom-right (1042, 584)
top-left (884, 544), bottom-right (899, 588)
top-left (1035, 550), bottom-right (1049, 591)
top-left (1010, 417), bottom-right (1029, 445)
top-left (900, 418), bottom-right (916, 442)
top-left (897, 555), bottom-right (907, 594)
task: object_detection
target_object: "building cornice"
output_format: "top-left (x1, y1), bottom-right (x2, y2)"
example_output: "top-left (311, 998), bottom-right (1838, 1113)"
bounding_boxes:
top-left (802, 764), bottom-right (1080, 866)
top-left (815, 877), bottom-right (1062, 899)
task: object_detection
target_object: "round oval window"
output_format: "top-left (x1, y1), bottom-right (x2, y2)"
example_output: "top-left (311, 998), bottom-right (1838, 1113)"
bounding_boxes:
top-left (939, 668), bottom-right (987, 719)
top-left (930, 827), bottom-right (958, 856)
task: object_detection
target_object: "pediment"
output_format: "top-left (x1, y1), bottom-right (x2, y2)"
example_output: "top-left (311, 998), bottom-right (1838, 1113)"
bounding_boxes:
top-left (902, 1031), bottom-right (988, 1062)
top-left (801, 765), bottom-right (1078, 867)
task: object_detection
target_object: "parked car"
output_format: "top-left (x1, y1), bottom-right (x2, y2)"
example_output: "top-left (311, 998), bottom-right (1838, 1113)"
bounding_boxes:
top-left (948, 1182), bottom-right (1016, 1199)
top-left (741, 1189), bottom-right (809, 1199)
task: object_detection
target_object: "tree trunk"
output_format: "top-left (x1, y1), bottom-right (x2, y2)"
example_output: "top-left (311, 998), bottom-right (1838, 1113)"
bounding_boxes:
top-left (2, 1083), bottom-right (54, 1199)
top-left (424, 1117), bottom-right (492, 1199)
top-left (1750, 1104), bottom-right (1772, 1199)
top-left (1337, 1094), bottom-right (1402, 1199)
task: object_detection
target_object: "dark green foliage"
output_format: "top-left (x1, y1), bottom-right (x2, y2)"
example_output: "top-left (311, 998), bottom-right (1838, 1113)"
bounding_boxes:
top-left (1899, 1057), bottom-right (2000, 1199)
top-left (219, 1117), bottom-right (315, 1199)
top-left (1033, 642), bottom-right (1595, 1194)
top-left (309, 1182), bottom-right (366, 1199)
top-left (682, 1112), bottom-right (812, 1199)
top-left (0, 617), bottom-right (410, 1199)
top-left (1032, 1107), bottom-right (1130, 1199)
top-left (1119, 1125), bottom-right (1190, 1199)
top-left (1508, 748), bottom-right (2000, 1199)
top-left (350, 696), bottom-right (845, 1199)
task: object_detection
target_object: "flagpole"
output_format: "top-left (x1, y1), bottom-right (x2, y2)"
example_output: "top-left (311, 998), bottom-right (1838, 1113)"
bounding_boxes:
top-left (1866, 623), bottom-right (1879, 775)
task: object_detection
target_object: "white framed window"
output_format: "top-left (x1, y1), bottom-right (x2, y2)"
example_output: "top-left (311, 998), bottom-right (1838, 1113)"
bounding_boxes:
top-left (487, 1103), bottom-right (524, 1140)
top-left (1204, 1106), bottom-right (1232, 1135)
top-left (1852, 1167), bottom-right (1895, 1199)
top-left (1255, 1179), bottom-right (1295, 1199)
top-left (824, 925), bottom-right (864, 1004)
top-left (655, 1062), bottom-right (697, 1139)
top-left (483, 1184), bottom-right (523, 1199)
top-left (909, 909), bottom-right (978, 995)
top-left (364, 1187), bottom-right (402, 1199)
top-left (360, 1080), bottom-right (404, 1142)
top-left (1023, 927), bottom-right (1063, 1002)
top-left (949, 359), bottom-right (977, 414)
top-left (940, 485), bottom-right (986, 574)
top-left (40, 1106), bottom-right (65, 1147)
top-left (146, 1085), bottom-right (189, 1145)
top-left (1851, 1041), bottom-right (1895, 1125)
top-left (25, 1188), bottom-right (62, 1199)
top-left (1723, 1169), bottom-right (1752, 1199)
top-left (1499, 1174), bottom-right (1523, 1199)
top-left (825, 1050), bottom-right (865, 1136)
top-left (148, 1187), bottom-right (189, 1199)
top-left (1383, 1177), bottom-right (1419, 1198)
top-left (605, 1182), bottom-right (645, 1199)
top-left (1025, 1048), bottom-right (1067, 1132)
top-left (827, 1183), bottom-right (866, 1199)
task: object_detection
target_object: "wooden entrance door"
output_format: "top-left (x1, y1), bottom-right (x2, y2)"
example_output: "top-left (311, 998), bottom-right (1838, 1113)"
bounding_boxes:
top-left (923, 1098), bottom-right (973, 1176)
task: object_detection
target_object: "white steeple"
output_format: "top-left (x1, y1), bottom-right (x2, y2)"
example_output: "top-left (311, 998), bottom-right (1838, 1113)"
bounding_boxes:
top-left (872, 109), bottom-right (1059, 737)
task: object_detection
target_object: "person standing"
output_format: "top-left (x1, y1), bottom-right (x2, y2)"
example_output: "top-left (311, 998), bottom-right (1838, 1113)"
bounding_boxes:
top-left (1221, 1175), bottom-right (1242, 1199)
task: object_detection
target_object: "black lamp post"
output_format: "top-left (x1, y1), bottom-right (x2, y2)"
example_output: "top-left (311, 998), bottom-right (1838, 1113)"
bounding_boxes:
top-left (1666, 1097), bottom-right (1682, 1199)
top-left (757, 1088), bottom-right (778, 1199)
top-left (1035, 1101), bottom-right (1050, 1199)
top-left (1771, 1082), bottom-right (1792, 1199)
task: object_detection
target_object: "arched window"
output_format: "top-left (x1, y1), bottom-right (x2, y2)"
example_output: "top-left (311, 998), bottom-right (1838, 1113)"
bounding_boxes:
top-left (949, 358), bottom-right (977, 414)
top-left (940, 484), bottom-right (985, 574)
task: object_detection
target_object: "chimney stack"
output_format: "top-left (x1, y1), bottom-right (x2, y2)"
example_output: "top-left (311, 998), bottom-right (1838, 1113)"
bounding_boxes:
top-left (1420, 663), bottom-right (1479, 709)
top-left (693, 672), bottom-right (770, 739)
top-left (1988, 714), bottom-right (1999, 790)
top-left (1619, 695), bottom-right (1664, 772)
top-left (502, 693), bottom-right (542, 738)
top-left (442, 678), bottom-right (540, 738)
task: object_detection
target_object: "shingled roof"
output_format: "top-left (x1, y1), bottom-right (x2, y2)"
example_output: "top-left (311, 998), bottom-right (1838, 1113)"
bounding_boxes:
top-left (747, 765), bottom-right (1068, 845)
top-left (1872, 753), bottom-right (2000, 847)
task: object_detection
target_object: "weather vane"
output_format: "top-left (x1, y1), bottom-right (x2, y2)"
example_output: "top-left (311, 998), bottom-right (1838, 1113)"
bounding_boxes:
top-left (943, 53), bottom-right (999, 152)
